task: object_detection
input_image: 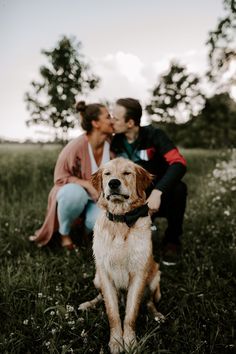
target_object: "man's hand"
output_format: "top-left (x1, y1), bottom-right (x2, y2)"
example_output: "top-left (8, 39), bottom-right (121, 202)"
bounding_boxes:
top-left (147, 189), bottom-right (162, 214)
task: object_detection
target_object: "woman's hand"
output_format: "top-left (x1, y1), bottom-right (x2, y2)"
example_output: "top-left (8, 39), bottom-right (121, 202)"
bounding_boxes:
top-left (84, 181), bottom-right (99, 202)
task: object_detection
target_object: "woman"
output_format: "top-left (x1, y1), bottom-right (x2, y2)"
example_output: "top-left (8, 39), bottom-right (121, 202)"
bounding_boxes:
top-left (29, 101), bottom-right (114, 250)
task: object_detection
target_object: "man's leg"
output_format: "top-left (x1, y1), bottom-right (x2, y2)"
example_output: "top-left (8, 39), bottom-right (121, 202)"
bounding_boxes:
top-left (158, 181), bottom-right (187, 246)
top-left (154, 181), bottom-right (187, 263)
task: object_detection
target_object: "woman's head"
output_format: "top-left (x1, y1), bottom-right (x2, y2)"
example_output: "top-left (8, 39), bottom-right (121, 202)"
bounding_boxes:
top-left (76, 101), bottom-right (113, 135)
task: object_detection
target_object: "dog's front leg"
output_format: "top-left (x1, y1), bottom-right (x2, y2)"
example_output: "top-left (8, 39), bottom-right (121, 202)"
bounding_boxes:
top-left (99, 271), bottom-right (123, 354)
top-left (123, 274), bottom-right (146, 349)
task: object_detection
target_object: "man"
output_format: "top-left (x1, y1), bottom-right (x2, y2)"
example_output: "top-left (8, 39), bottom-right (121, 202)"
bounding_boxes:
top-left (111, 98), bottom-right (187, 264)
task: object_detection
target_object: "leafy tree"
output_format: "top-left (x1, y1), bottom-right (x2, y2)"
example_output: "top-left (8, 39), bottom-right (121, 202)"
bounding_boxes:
top-left (25, 36), bottom-right (100, 141)
top-left (171, 92), bottom-right (236, 148)
top-left (207, 0), bottom-right (236, 86)
top-left (192, 92), bottom-right (236, 148)
top-left (146, 62), bottom-right (205, 124)
top-left (152, 93), bottom-right (236, 148)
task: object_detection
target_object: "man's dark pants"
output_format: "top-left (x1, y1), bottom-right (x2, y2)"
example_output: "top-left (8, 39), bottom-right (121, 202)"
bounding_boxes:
top-left (149, 181), bottom-right (187, 246)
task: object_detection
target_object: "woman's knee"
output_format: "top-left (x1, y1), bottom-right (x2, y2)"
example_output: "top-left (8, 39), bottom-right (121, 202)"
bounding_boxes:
top-left (57, 183), bottom-right (89, 211)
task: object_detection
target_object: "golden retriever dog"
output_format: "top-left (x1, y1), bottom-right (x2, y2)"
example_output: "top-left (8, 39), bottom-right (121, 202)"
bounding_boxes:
top-left (79, 157), bottom-right (164, 353)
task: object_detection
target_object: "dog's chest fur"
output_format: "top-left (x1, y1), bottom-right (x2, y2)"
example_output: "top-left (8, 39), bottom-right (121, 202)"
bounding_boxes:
top-left (93, 213), bottom-right (152, 290)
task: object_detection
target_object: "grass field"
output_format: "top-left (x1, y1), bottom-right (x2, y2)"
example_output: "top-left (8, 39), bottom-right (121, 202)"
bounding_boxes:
top-left (0, 144), bottom-right (235, 354)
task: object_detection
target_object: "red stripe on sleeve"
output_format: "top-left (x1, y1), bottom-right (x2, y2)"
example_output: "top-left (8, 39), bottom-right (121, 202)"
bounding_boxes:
top-left (146, 147), bottom-right (156, 160)
top-left (164, 148), bottom-right (186, 166)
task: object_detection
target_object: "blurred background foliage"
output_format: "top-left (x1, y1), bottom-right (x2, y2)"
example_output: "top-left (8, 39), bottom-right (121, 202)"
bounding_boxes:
top-left (21, 0), bottom-right (236, 147)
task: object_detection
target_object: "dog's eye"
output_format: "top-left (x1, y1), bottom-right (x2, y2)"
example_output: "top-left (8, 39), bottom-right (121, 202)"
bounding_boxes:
top-left (123, 171), bottom-right (131, 176)
top-left (104, 172), bottom-right (111, 176)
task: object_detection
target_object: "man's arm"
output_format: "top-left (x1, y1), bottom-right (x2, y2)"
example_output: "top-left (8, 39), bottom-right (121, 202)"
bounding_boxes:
top-left (148, 129), bottom-right (186, 212)
top-left (153, 130), bottom-right (186, 194)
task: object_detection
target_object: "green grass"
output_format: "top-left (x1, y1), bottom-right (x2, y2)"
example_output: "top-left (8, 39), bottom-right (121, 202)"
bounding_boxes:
top-left (0, 144), bottom-right (235, 353)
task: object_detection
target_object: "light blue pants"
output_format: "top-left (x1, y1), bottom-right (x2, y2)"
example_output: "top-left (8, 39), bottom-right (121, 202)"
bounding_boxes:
top-left (56, 183), bottom-right (101, 236)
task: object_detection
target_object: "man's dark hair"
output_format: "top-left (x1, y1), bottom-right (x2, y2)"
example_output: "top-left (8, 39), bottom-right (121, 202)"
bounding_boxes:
top-left (116, 98), bottom-right (142, 126)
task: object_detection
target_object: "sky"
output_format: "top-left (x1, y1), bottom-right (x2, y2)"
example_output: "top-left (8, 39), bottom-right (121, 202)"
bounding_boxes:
top-left (0, 0), bottom-right (228, 141)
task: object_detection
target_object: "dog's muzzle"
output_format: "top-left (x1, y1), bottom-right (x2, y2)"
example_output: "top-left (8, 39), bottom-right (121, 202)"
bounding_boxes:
top-left (107, 178), bottom-right (129, 200)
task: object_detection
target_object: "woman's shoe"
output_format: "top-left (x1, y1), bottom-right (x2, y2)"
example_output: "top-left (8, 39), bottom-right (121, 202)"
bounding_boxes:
top-left (61, 235), bottom-right (79, 254)
top-left (63, 243), bottom-right (76, 251)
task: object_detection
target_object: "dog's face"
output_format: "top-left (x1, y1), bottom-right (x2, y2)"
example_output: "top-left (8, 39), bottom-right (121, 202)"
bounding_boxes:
top-left (91, 158), bottom-right (153, 211)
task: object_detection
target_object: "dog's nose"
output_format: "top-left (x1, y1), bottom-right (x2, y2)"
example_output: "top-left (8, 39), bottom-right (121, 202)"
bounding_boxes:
top-left (108, 179), bottom-right (121, 189)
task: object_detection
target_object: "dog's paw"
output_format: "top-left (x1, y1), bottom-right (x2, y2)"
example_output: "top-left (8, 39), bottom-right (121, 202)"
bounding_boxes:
top-left (109, 338), bottom-right (123, 354)
top-left (154, 312), bottom-right (165, 323)
top-left (123, 330), bottom-right (137, 350)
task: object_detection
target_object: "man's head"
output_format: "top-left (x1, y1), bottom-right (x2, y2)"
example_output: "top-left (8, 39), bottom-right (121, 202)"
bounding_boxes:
top-left (112, 98), bottom-right (142, 134)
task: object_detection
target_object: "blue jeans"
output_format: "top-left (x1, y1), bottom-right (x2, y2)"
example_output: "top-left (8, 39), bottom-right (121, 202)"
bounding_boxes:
top-left (56, 183), bottom-right (101, 236)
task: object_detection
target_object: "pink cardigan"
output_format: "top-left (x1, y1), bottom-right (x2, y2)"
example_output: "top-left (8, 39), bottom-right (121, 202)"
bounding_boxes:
top-left (33, 134), bottom-right (111, 246)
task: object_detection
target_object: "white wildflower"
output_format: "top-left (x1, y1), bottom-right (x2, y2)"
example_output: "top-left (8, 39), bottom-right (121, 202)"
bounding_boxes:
top-left (212, 195), bottom-right (221, 203)
top-left (77, 317), bottom-right (84, 323)
top-left (219, 187), bottom-right (226, 193)
top-left (66, 305), bottom-right (74, 312)
top-left (55, 285), bottom-right (62, 292)
top-left (151, 224), bottom-right (157, 231)
top-left (81, 329), bottom-right (87, 337)
top-left (212, 150), bottom-right (236, 182)
top-left (197, 294), bottom-right (204, 298)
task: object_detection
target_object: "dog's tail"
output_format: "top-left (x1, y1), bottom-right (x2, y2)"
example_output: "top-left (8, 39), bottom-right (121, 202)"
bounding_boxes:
top-left (78, 293), bottom-right (103, 311)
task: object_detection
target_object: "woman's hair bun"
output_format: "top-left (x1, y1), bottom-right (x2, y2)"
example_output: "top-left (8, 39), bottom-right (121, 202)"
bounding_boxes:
top-left (76, 101), bottom-right (86, 113)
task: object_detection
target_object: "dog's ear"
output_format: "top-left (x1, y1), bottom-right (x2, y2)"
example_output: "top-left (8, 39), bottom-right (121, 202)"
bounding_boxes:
top-left (91, 168), bottom-right (103, 193)
top-left (135, 164), bottom-right (153, 198)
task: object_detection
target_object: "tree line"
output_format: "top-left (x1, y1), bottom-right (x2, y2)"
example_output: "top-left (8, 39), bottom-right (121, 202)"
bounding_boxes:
top-left (25, 0), bottom-right (236, 147)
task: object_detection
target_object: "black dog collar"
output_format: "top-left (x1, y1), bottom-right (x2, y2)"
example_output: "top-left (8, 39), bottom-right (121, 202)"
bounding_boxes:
top-left (106, 204), bottom-right (149, 227)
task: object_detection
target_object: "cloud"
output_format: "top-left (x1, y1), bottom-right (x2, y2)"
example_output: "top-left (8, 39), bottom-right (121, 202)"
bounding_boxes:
top-left (88, 51), bottom-right (150, 103)
top-left (105, 52), bottom-right (145, 83)
top-left (88, 49), bottom-right (209, 102)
